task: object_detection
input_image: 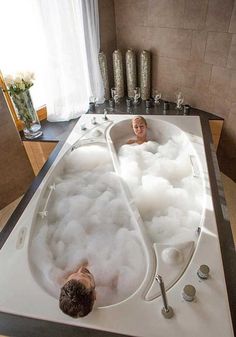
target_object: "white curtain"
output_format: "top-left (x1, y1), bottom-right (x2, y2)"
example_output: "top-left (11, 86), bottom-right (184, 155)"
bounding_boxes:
top-left (0, 0), bottom-right (47, 109)
top-left (37, 0), bottom-right (104, 121)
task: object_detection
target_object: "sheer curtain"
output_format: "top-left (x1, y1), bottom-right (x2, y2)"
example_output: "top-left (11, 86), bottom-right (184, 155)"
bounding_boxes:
top-left (0, 0), bottom-right (47, 109)
top-left (36, 0), bottom-right (104, 121)
top-left (0, 0), bottom-right (104, 122)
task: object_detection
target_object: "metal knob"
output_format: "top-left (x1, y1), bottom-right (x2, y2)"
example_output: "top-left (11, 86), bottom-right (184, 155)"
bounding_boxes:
top-left (155, 275), bottom-right (174, 319)
top-left (103, 109), bottom-right (108, 120)
top-left (197, 265), bottom-right (210, 279)
top-left (91, 116), bottom-right (97, 125)
top-left (182, 284), bottom-right (196, 302)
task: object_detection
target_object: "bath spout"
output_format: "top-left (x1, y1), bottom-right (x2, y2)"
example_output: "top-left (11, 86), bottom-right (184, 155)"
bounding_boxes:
top-left (103, 109), bottom-right (108, 120)
top-left (155, 275), bottom-right (174, 319)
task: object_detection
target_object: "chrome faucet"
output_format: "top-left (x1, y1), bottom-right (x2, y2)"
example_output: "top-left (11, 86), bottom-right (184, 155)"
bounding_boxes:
top-left (155, 275), bottom-right (174, 318)
top-left (103, 108), bottom-right (108, 120)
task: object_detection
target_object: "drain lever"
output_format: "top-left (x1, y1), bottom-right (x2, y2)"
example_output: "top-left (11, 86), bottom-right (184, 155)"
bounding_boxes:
top-left (155, 275), bottom-right (174, 319)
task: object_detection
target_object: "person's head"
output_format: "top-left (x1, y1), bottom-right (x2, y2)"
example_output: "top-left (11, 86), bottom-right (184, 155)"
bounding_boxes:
top-left (132, 116), bottom-right (147, 142)
top-left (59, 266), bottom-right (96, 318)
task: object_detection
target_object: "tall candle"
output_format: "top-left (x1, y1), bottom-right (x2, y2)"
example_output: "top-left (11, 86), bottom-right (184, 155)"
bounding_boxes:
top-left (98, 52), bottom-right (110, 100)
top-left (139, 50), bottom-right (151, 100)
top-left (126, 49), bottom-right (137, 98)
top-left (112, 50), bottom-right (124, 98)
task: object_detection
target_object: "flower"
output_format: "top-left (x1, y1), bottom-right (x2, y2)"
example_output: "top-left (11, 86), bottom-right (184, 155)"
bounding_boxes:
top-left (4, 72), bottom-right (36, 129)
top-left (4, 71), bottom-right (34, 96)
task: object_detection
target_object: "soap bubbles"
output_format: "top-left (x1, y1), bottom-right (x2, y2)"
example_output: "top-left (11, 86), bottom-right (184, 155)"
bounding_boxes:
top-left (118, 136), bottom-right (203, 245)
top-left (30, 144), bottom-right (146, 307)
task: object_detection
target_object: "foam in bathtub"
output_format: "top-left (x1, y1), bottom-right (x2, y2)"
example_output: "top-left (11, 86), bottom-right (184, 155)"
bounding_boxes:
top-left (29, 142), bottom-right (146, 308)
top-left (0, 114), bottom-right (234, 337)
top-left (117, 138), bottom-right (204, 245)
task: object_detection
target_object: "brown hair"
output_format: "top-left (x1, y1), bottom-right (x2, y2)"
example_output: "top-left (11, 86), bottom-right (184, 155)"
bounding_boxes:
top-left (59, 279), bottom-right (95, 318)
top-left (132, 116), bottom-right (147, 126)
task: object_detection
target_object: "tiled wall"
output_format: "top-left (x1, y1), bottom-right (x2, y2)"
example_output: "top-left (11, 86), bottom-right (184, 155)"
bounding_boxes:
top-left (98, 0), bottom-right (117, 88)
top-left (99, 0), bottom-right (236, 181)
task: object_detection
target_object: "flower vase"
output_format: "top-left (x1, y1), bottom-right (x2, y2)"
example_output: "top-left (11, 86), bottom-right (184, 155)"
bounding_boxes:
top-left (11, 90), bottom-right (43, 139)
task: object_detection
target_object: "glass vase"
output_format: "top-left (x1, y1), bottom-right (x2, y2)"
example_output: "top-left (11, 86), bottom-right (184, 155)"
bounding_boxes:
top-left (11, 89), bottom-right (43, 139)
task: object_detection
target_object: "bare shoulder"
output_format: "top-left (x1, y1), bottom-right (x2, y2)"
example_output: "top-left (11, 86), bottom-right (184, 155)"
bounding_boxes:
top-left (127, 139), bottom-right (136, 144)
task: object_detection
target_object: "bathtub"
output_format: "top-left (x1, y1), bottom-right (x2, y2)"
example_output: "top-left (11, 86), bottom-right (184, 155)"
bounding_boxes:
top-left (0, 114), bottom-right (234, 337)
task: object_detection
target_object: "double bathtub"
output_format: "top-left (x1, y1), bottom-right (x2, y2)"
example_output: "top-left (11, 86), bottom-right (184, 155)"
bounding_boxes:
top-left (0, 114), bottom-right (234, 337)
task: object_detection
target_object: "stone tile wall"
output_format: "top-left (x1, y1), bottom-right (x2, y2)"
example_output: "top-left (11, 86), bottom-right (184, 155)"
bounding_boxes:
top-left (99, 0), bottom-right (236, 181)
top-left (98, 0), bottom-right (117, 89)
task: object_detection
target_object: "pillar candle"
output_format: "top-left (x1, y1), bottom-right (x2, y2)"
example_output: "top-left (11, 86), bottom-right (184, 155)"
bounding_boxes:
top-left (98, 52), bottom-right (110, 100)
top-left (112, 50), bottom-right (124, 98)
top-left (125, 49), bottom-right (137, 98)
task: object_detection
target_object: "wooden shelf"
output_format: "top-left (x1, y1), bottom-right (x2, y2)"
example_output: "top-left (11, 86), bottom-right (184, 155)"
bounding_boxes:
top-left (23, 141), bottom-right (57, 176)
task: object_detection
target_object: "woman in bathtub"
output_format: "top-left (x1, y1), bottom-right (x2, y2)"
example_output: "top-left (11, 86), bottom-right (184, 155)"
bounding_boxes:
top-left (59, 265), bottom-right (96, 318)
top-left (127, 116), bottom-right (148, 145)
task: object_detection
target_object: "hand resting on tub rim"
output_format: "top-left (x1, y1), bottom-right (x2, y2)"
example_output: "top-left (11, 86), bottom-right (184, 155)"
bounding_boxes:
top-left (127, 116), bottom-right (148, 145)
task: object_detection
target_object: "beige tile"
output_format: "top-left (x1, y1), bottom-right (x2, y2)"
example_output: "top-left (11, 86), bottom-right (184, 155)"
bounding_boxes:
top-left (209, 65), bottom-right (231, 96)
top-left (192, 91), bottom-right (214, 113)
top-left (183, 0), bottom-right (208, 30)
top-left (98, 0), bottom-right (116, 87)
top-left (229, 1), bottom-right (236, 33)
top-left (180, 87), bottom-right (196, 106)
top-left (212, 95), bottom-right (231, 119)
top-left (183, 61), bottom-right (198, 88)
top-left (99, 0), bottom-right (116, 48)
top-left (182, 86), bottom-right (214, 112)
top-left (155, 59), bottom-right (212, 103)
top-left (205, 32), bottom-right (232, 66)
top-left (147, 0), bottom-right (185, 28)
top-left (155, 57), bottom-right (186, 92)
top-left (228, 70), bottom-right (236, 103)
top-left (116, 25), bottom-right (149, 52)
top-left (148, 27), bottom-right (192, 60)
top-left (194, 62), bottom-right (212, 89)
top-left (190, 30), bottom-right (208, 62)
top-left (205, 0), bottom-right (234, 32)
top-left (227, 34), bottom-right (236, 69)
top-left (151, 53), bottom-right (159, 89)
top-left (114, 0), bottom-right (148, 28)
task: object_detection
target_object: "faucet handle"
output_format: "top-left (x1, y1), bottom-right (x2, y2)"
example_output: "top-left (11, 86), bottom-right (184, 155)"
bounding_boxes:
top-left (103, 109), bottom-right (108, 120)
top-left (155, 275), bottom-right (174, 319)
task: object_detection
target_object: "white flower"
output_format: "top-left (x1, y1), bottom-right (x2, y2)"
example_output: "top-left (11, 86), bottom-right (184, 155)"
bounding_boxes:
top-left (19, 82), bottom-right (26, 90)
top-left (4, 71), bottom-right (34, 93)
top-left (4, 75), bottom-right (14, 86)
top-left (14, 76), bottom-right (23, 84)
top-left (23, 71), bottom-right (34, 83)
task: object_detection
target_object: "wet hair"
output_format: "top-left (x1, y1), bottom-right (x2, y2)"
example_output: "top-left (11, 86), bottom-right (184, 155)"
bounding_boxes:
top-left (132, 116), bottom-right (147, 126)
top-left (59, 279), bottom-right (95, 318)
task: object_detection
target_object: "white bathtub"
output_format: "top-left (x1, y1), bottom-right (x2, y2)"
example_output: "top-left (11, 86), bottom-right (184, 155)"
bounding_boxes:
top-left (0, 114), bottom-right (234, 337)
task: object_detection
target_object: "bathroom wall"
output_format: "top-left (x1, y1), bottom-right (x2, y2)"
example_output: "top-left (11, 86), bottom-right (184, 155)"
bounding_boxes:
top-left (98, 0), bottom-right (117, 88)
top-left (99, 0), bottom-right (236, 181)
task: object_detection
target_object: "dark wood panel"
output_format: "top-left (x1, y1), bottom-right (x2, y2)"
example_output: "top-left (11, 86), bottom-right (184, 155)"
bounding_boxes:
top-left (0, 89), bottom-right (34, 209)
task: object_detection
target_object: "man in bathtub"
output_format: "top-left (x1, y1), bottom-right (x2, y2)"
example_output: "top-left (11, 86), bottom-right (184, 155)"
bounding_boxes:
top-left (59, 264), bottom-right (96, 318)
top-left (127, 116), bottom-right (148, 144)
